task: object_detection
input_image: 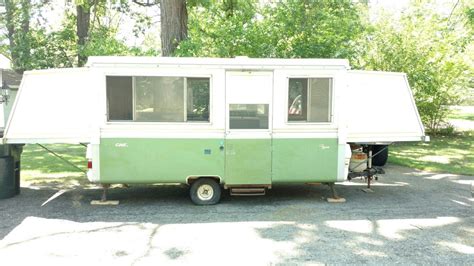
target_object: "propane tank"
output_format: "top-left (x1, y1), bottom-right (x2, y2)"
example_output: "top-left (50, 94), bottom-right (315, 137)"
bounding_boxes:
top-left (349, 150), bottom-right (367, 172)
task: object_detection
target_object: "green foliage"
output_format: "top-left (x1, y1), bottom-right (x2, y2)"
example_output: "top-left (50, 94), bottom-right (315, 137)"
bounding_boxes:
top-left (175, 0), bottom-right (365, 59)
top-left (1, 0), bottom-right (155, 70)
top-left (175, 0), bottom-right (259, 57)
top-left (465, 6), bottom-right (474, 27)
top-left (82, 27), bottom-right (133, 57)
top-left (72, 0), bottom-right (159, 62)
top-left (258, 0), bottom-right (365, 59)
top-left (27, 16), bottom-right (77, 69)
top-left (80, 22), bottom-right (159, 60)
top-left (2, 0), bottom-right (33, 72)
top-left (356, 1), bottom-right (473, 133)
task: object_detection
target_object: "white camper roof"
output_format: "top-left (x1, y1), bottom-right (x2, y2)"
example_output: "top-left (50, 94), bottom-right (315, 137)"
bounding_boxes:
top-left (86, 56), bottom-right (351, 70)
top-left (2, 57), bottom-right (425, 144)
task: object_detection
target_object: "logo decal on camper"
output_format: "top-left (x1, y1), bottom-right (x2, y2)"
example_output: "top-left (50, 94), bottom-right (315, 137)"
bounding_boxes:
top-left (115, 143), bottom-right (128, 148)
top-left (320, 144), bottom-right (330, 150)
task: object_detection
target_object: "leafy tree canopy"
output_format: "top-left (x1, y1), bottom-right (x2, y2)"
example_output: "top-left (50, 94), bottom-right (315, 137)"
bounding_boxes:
top-left (175, 0), bottom-right (366, 60)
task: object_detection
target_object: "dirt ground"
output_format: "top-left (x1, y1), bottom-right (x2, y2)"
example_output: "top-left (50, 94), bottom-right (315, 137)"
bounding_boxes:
top-left (0, 164), bottom-right (473, 265)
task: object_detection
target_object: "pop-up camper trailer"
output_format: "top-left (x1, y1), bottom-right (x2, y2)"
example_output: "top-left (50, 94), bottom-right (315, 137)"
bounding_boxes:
top-left (2, 57), bottom-right (427, 204)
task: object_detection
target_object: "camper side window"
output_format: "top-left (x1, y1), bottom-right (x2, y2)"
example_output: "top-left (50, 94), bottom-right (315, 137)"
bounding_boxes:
top-left (135, 77), bottom-right (185, 122)
top-left (107, 76), bottom-right (133, 121)
top-left (107, 76), bottom-right (210, 122)
top-left (287, 78), bottom-right (332, 123)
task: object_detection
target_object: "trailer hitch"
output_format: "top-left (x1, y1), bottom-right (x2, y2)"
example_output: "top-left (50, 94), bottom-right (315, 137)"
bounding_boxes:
top-left (347, 167), bottom-right (384, 180)
top-left (347, 145), bottom-right (388, 189)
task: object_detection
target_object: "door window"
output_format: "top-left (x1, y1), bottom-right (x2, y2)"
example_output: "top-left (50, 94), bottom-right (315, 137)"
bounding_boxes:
top-left (229, 104), bottom-right (269, 129)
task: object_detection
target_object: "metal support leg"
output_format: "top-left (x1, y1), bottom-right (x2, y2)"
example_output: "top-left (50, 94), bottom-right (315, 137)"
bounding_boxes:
top-left (326, 182), bottom-right (345, 203)
top-left (90, 184), bottom-right (119, 205)
top-left (101, 184), bottom-right (110, 202)
top-left (367, 146), bottom-right (373, 189)
top-left (328, 183), bottom-right (339, 199)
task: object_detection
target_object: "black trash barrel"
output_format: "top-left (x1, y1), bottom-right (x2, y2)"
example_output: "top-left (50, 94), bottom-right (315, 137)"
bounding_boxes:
top-left (15, 161), bottom-right (20, 195)
top-left (0, 156), bottom-right (16, 199)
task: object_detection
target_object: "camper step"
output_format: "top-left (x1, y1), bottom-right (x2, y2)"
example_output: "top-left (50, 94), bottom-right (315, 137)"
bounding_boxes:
top-left (230, 187), bottom-right (266, 196)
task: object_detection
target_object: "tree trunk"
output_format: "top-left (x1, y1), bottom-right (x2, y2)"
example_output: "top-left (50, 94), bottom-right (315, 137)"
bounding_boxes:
top-left (76, 4), bottom-right (92, 66)
top-left (160, 0), bottom-right (188, 56)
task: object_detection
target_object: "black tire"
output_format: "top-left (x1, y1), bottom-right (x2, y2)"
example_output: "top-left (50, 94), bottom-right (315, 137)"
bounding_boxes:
top-left (189, 178), bottom-right (221, 205)
top-left (371, 145), bottom-right (388, 167)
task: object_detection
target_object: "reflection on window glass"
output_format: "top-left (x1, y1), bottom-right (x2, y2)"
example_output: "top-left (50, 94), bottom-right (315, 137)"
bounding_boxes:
top-left (229, 104), bottom-right (269, 129)
top-left (288, 78), bottom-right (332, 123)
top-left (288, 79), bottom-right (308, 121)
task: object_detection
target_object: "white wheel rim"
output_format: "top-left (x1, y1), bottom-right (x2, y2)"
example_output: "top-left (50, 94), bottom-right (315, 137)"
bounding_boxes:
top-left (197, 184), bottom-right (214, 201)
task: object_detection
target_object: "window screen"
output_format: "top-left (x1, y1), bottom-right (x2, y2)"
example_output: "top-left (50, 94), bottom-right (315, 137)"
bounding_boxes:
top-left (107, 76), bottom-right (133, 121)
top-left (229, 104), bottom-right (269, 129)
top-left (106, 76), bottom-right (210, 122)
top-left (288, 78), bottom-right (332, 123)
top-left (135, 77), bottom-right (185, 122)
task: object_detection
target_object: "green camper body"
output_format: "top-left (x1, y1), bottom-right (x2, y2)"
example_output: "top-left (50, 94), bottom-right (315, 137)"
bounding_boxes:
top-left (98, 138), bottom-right (340, 186)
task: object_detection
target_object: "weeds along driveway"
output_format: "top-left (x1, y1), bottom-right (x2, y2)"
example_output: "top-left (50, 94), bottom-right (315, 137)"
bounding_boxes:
top-left (0, 164), bottom-right (472, 265)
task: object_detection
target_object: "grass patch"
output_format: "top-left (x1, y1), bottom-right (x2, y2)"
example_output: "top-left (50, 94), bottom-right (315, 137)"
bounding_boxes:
top-left (21, 144), bottom-right (89, 188)
top-left (448, 112), bottom-right (474, 121)
top-left (389, 131), bottom-right (474, 175)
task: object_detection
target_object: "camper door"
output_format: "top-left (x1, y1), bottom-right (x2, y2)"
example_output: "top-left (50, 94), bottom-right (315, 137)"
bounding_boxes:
top-left (225, 71), bottom-right (273, 186)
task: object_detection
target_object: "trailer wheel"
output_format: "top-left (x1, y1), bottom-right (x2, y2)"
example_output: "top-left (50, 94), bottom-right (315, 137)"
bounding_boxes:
top-left (190, 178), bottom-right (221, 205)
top-left (372, 145), bottom-right (388, 166)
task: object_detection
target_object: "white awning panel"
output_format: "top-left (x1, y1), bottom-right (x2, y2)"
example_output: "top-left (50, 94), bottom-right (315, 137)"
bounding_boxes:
top-left (4, 68), bottom-right (99, 144)
top-left (345, 71), bottom-right (425, 143)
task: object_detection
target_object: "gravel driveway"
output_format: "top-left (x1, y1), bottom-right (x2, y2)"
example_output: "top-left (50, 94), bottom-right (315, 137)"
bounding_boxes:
top-left (0, 164), bottom-right (473, 265)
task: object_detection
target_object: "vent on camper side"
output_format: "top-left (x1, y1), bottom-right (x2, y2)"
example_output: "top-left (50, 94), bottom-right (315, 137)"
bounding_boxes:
top-left (230, 187), bottom-right (266, 196)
